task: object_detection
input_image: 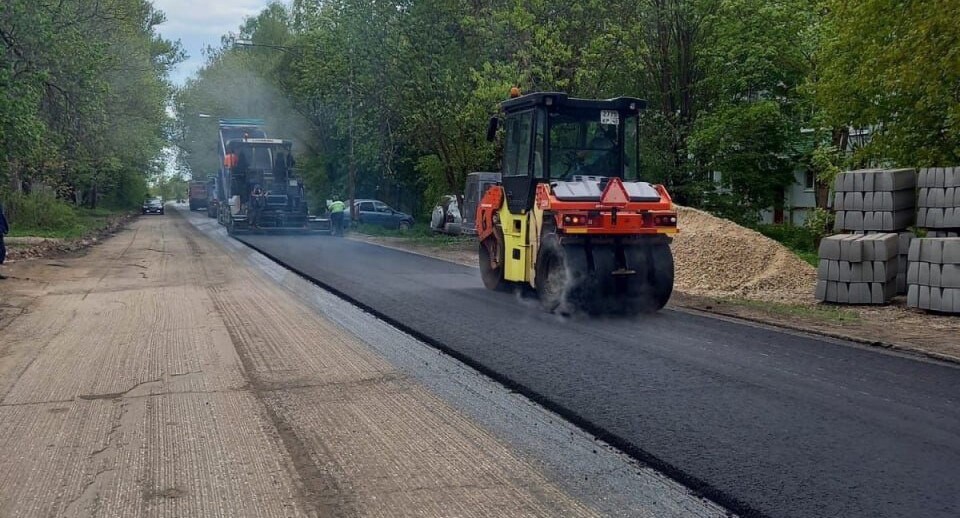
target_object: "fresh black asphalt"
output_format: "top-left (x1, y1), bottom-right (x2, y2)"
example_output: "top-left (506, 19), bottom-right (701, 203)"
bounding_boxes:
top-left (239, 233), bottom-right (960, 518)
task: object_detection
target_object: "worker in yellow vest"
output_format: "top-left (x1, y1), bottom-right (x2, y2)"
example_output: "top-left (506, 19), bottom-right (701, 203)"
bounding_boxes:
top-left (327, 197), bottom-right (346, 237)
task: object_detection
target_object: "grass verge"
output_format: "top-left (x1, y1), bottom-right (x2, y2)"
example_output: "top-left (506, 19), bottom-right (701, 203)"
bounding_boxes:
top-left (3, 192), bottom-right (131, 240)
top-left (352, 223), bottom-right (473, 247)
top-left (714, 297), bottom-right (860, 324)
top-left (7, 207), bottom-right (127, 239)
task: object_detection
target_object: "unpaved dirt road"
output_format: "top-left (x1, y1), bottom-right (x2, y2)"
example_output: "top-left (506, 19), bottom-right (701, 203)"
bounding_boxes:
top-left (0, 214), bottom-right (599, 517)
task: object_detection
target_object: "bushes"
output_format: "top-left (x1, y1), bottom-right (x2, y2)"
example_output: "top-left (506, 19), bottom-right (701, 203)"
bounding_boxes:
top-left (1, 191), bottom-right (79, 235)
top-left (0, 191), bottom-right (127, 238)
top-left (755, 223), bottom-right (819, 267)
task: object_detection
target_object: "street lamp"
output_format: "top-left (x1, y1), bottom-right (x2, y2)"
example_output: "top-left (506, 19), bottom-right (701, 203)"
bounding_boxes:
top-left (232, 38), bottom-right (299, 55)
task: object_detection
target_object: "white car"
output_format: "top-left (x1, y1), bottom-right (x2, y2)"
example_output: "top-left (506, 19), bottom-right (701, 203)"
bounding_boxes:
top-left (430, 195), bottom-right (462, 235)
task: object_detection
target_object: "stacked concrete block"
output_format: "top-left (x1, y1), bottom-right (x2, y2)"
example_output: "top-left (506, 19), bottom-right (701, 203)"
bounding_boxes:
top-left (907, 238), bottom-right (960, 313)
top-left (833, 169), bottom-right (916, 232)
top-left (815, 233), bottom-right (899, 304)
top-left (916, 167), bottom-right (960, 229)
top-left (896, 231), bottom-right (913, 294)
top-left (855, 230), bottom-right (914, 294)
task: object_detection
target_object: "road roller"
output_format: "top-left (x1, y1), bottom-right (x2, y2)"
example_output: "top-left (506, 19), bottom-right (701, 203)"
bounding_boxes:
top-left (476, 90), bottom-right (678, 314)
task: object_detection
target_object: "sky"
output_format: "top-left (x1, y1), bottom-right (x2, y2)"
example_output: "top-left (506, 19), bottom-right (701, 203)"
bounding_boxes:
top-left (153, 0), bottom-right (273, 85)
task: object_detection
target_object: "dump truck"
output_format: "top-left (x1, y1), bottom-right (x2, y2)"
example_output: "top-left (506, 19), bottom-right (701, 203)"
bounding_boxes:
top-left (214, 119), bottom-right (325, 234)
top-left (476, 91), bottom-right (677, 314)
top-left (188, 181), bottom-right (207, 211)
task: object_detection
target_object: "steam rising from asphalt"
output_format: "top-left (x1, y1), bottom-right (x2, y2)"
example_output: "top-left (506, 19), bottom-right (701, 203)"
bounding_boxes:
top-left (182, 58), bottom-right (313, 181)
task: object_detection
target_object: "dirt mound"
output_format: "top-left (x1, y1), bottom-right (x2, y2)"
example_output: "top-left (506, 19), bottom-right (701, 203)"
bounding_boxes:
top-left (672, 206), bottom-right (816, 304)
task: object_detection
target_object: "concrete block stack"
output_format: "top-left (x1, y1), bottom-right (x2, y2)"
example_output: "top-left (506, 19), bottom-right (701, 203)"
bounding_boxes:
top-left (916, 167), bottom-right (960, 231)
top-left (829, 168), bottom-right (917, 295)
top-left (815, 233), bottom-right (899, 304)
top-left (849, 231), bottom-right (915, 294)
top-left (906, 238), bottom-right (960, 313)
top-left (832, 168), bottom-right (916, 232)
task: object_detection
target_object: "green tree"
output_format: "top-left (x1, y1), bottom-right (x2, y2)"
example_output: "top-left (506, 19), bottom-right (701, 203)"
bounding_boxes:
top-left (1, 0), bottom-right (183, 209)
top-left (690, 0), bottom-right (816, 222)
top-left (816, 0), bottom-right (960, 165)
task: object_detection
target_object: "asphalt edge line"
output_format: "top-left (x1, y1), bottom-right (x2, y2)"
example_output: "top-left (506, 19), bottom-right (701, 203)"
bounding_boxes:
top-left (349, 234), bottom-right (960, 368)
top-left (234, 236), bottom-right (757, 518)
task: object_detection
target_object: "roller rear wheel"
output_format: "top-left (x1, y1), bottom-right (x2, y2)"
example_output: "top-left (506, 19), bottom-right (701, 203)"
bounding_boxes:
top-left (622, 242), bottom-right (674, 313)
top-left (647, 243), bottom-right (674, 310)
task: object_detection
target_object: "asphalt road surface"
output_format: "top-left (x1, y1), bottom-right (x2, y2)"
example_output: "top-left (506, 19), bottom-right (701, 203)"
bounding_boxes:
top-left (239, 232), bottom-right (960, 518)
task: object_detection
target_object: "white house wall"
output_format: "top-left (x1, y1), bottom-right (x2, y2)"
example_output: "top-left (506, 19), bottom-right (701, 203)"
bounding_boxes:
top-left (759, 169), bottom-right (817, 225)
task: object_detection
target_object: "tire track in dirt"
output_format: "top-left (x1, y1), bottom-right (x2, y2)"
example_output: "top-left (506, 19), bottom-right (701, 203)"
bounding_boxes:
top-left (206, 283), bottom-right (358, 517)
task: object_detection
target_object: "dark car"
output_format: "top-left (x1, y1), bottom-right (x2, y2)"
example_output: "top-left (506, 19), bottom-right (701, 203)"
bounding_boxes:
top-left (142, 198), bottom-right (164, 215)
top-left (348, 199), bottom-right (414, 230)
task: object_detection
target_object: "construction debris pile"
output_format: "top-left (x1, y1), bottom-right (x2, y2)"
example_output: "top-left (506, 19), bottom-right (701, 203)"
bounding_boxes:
top-left (673, 206), bottom-right (816, 303)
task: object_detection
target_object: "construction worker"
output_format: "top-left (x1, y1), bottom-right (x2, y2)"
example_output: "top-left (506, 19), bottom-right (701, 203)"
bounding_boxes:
top-left (327, 196), bottom-right (346, 237)
top-left (251, 184), bottom-right (265, 228)
top-left (579, 133), bottom-right (617, 176)
top-left (0, 200), bottom-right (8, 279)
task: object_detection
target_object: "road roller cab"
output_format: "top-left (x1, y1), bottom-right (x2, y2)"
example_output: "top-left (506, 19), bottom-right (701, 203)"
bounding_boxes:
top-left (476, 91), bottom-right (678, 314)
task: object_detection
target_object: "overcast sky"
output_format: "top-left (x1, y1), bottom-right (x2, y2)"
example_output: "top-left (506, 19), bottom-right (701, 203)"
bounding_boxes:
top-left (154, 0), bottom-right (273, 85)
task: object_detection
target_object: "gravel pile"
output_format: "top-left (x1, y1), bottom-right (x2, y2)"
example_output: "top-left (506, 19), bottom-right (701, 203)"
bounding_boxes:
top-left (672, 206), bottom-right (816, 304)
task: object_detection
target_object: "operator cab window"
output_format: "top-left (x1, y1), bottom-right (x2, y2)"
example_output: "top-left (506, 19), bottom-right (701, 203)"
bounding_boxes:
top-left (549, 110), bottom-right (622, 181)
top-left (359, 201), bottom-right (375, 212)
top-left (533, 110), bottom-right (546, 179)
top-left (374, 202), bottom-right (391, 212)
top-left (238, 146), bottom-right (273, 170)
top-left (503, 111), bottom-right (533, 177)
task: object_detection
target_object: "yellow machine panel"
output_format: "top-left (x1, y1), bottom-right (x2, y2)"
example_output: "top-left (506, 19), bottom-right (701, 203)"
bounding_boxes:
top-left (498, 204), bottom-right (531, 282)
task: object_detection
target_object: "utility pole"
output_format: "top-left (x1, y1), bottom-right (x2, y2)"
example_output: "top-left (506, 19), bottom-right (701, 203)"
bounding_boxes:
top-left (347, 47), bottom-right (357, 219)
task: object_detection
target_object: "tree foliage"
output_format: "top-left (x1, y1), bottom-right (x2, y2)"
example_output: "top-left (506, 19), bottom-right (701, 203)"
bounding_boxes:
top-left (0, 0), bottom-right (182, 208)
top-left (816, 0), bottom-right (960, 166)
top-left (172, 0), bottom-right (957, 222)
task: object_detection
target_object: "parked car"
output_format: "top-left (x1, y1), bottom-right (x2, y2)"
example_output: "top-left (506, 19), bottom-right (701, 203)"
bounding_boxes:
top-left (142, 198), bottom-right (164, 215)
top-left (430, 195), bottom-right (462, 235)
top-left (349, 199), bottom-right (415, 230)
